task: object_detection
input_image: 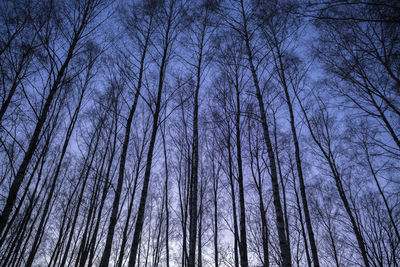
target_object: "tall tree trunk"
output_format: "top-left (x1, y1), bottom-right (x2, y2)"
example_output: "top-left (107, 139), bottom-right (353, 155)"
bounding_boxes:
top-left (48, 176), bottom-right (81, 267)
top-left (86, 108), bottom-right (119, 267)
top-left (197, 201), bottom-right (203, 267)
top-left (115, 139), bottom-right (145, 267)
top-left (248, 121), bottom-right (270, 267)
top-left (363, 143), bottom-right (400, 241)
top-left (274, 43), bottom-right (320, 266)
top-left (0, 123), bottom-right (53, 251)
top-left (99, 14), bottom-right (151, 267)
top-left (296, 95), bottom-right (370, 267)
top-left (292, 166), bottom-right (312, 267)
top-left (212, 159), bottom-right (219, 267)
top-left (161, 124), bottom-right (170, 267)
top-left (234, 73), bottom-right (249, 267)
top-left (239, 0), bottom-right (292, 265)
top-left (0, 1), bottom-right (92, 233)
top-left (127, 3), bottom-right (174, 264)
top-left (59, 118), bottom-right (104, 267)
top-left (273, 113), bottom-right (291, 249)
top-left (188, 11), bottom-right (208, 267)
top-left (1, 148), bottom-right (50, 266)
top-left (25, 64), bottom-right (90, 267)
top-left (227, 127), bottom-right (240, 267)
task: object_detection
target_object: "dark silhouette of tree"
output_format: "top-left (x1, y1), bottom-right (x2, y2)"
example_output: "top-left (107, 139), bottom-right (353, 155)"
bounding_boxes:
top-left (0, 0), bottom-right (398, 266)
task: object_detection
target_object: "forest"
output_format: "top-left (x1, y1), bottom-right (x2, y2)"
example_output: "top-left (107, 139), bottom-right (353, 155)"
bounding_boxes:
top-left (0, 0), bottom-right (399, 266)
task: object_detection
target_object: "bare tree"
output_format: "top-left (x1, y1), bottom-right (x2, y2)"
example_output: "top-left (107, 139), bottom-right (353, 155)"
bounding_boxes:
top-left (127, 1), bottom-right (186, 265)
top-left (0, 0), bottom-right (109, 234)
top-left (99, 2), bottom-right (154, 265)
top-left (0, 1), bottom-right (398, 266)
top-left (220, 0), bottom-right (292, 265)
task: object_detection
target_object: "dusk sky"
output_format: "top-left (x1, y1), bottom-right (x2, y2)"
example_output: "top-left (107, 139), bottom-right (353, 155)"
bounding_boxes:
top-left (0, 0), bottom-right (399, 266)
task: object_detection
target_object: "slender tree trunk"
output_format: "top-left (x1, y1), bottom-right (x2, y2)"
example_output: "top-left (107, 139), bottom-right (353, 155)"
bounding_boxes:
top-left (144, 209), bottom-right (152, 267)
top-left (75, 163), bottom-right (103, 267)
top-left (0, 125), bottom-right (53, 250)
top-left (296, 96), bottom-right (370, 267)
top-left (48, 176), bottom-right (81, 267)
top-left (1, 153), bottom-right (49, 266)
top-left (292, 167), bottom-right (312, 267)
top-left (273, 114), bottom-right (291, 249)
top-left (178, 142), bottom-right (190, 267)
top-left (274, 44), bottom-right (320, 267)
top-left (248, 123), bottom-right (270, 267)
top-left (161, 124), bottom-right (170, 267)
top-left (153, 196), bottom-right (164, 267)
top-left (227, 128), bottom-right (240, 267)
top-left (86, 109), bottom-right (119, 267)
top-left (10, 181), bottom-right (50, 267)
top-left (25, 65), bottom-right (89, 267)
top-left (239, 0), bottom-right (292, 264)
top-left (328, 227), bottom-right (340, 267)
top-left (188, 13), bottom-right (207, 267)
top-left (59, 119), bottom-right (104, 267)
top-left (256, 160), bottom-right (270, 267)
top-left (127, 4), bottom-right (174, 264)
top-left (99, 15), bottom-right (152, 267)
top-left (0, 1), bottom-right (92, 233)
top-left (115, 152), bottom-right (143, 267)
top-left (212, 159), bottom-right (219, 267)
top-left (259, 193), bottom-right (270, 267)
top-left (363, 143), bottom-right (400, 241)
top-left (197, 201), bottom-right (203, 267)
top-left (234, 73), bottom-right (249, 267)
top-left (127, 57), bottom-right (163, 267)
